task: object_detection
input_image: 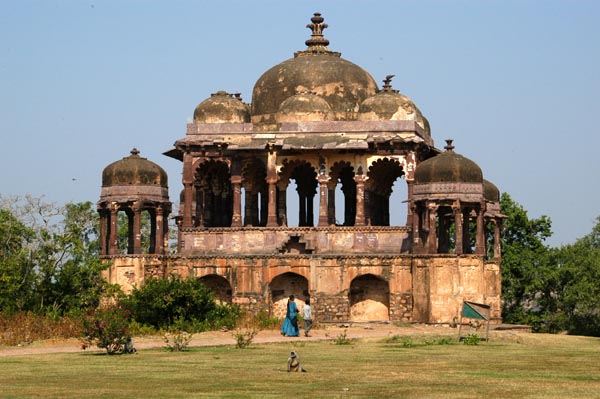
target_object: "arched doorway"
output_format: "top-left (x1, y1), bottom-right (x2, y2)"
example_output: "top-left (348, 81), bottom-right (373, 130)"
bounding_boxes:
top-left (349, 274), bottom-right (390, 321)
top-left (269, 272), bottom-right (309, 318)
top-left (198, 274), bottom-right (232, 304)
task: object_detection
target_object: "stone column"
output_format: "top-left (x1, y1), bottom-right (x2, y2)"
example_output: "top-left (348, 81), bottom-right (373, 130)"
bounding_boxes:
top-left (475, 205), bottom-right (485, 255)
top-left (410, 202), bottom-right (421, 248)
top-left (267, 180), bottom-right (278, 227)
top-left (133, 203), bottom-right (142, 254)
top-left (427, 202), bottom-right (438, 254)
top-left (155, 206), bottom-right (164, 254)
top-left (182, 153), bottom-right (194, 228)
top-left (327, 182), bottom-right (336, 225)
top-left (98, 209), bottom-right (107, 255)
top-left (493, 218), bottom-right (502, 259)
top-left (354, 175), bottom-right (366, 226)
top-left (230, 177), bottom-right (243, 227)
top-left (406, 180), bottom-right (414, 227)
top-left (453, 201), bottom-right (463, 255)
top-left (109, 204), bottom-right (118, 255)
top-left (317, 175), bottom-right (330, 227)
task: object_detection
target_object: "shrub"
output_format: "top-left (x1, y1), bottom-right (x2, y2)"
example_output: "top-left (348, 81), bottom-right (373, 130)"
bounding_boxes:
top-left (164, 330), bottom-right (193, 352)
top-left (462, 333), bottom-right (481, 345)
top-left (233, 328), bottom-right (258, 349)
top-left (121, 276), bottom-right (234, 331)
top-left (81, 304), bottom-right (131, 354)
top-left (204, 304), bottom-right (240, 331)
top-left (254, 308), bottom-right (280, 329)
top-left (334, 329), bottom-right (352, 345)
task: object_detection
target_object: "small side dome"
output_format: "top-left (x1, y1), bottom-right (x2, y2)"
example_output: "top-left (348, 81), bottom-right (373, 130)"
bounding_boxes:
top-left (193, 91), bottom-right (250, 123)
top-left (484, 179), bottom-right (500, 202)
top-left (414, 140), bottom-right (483, 184)
top-left (277, 91), bottom-right (332, 123)
top-left (102, 148), bottom-right (168, 188)
top-left (358, 75), bottom-right (430, 135)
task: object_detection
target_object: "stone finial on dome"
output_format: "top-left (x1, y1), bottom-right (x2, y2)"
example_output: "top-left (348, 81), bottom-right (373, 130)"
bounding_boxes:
top-left (130, 148), bottom-right (140, 156)
top-left (305, 13), bottom-right (330, 53)
top-left (444, 139), bottom-right (455, 153)
top-left (382, 75), bottom-right (399, 93)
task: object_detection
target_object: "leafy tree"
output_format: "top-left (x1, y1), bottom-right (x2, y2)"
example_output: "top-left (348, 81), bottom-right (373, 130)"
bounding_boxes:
top-left (500, 193), bottom-right (554, 328)
top-left (552, 217), bottom-right (600, 336)
top-left (0, 196), bottom-right (110, 315)
top-left (0, 208), bottom-right (37, 312)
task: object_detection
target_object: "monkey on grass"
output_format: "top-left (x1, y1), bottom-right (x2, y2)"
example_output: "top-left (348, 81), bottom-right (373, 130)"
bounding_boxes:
top-left (287, 351), bottom-right (306, 372)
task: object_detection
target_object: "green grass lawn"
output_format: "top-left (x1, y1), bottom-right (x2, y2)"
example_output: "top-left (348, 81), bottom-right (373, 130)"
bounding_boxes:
top-left (1, 333), bottom-right (599, 398)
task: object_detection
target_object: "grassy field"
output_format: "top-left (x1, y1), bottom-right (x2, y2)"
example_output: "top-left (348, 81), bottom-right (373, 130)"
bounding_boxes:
top-left (0, 332), bottom-right (599, 399)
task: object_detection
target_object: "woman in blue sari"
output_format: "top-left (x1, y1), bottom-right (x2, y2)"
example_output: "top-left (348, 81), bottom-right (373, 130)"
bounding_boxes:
top-left (280, 295), bottom-right (300, 337)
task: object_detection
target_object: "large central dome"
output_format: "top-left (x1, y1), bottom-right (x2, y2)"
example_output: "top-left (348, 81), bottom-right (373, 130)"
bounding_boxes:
top-left (251, 13), bottom-right (377, 126)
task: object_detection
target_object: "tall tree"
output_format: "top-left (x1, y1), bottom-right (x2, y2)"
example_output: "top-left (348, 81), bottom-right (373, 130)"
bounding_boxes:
top-left (500, 193), bottom-right (554, 328)
top-left (553, 216), bottom-right (600, 336)
top-left (0, 196), bottom-right (110, 315)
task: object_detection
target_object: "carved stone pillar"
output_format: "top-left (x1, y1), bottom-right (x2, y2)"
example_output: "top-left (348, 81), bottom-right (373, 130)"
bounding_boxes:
top-left (453, 201), bottom-right (463, 255)
top-left (493, 218), bottom-right (502, 259)
top-left (327, 183), bottom-right (336, 225)
top-left (230, 177), bottom-right (242, 227)
top-left (475, 205), bottom-right (485, 255)
top-left (182, 153), bottom-right (194, 228)
top-left (133, 202), bottom-right (142, 254)
top-left (155, 206), bottom-right (164, 254)
top-left (99, 209), bottom-right (107, 255)
top-left (406, 180), bottom-right (414, 227)
top-left (410, 202), bottom-right (420, 248)
top-left (109, 204), bottom-right (118, 255)
top-left (354, 175), bottom-right (366, 226)
top-left (317, 175), bottom-right (330, 227)
top-left (266, 180), bottom-right (278, 227)
top-left (427, 202), bottom-right (439, 254)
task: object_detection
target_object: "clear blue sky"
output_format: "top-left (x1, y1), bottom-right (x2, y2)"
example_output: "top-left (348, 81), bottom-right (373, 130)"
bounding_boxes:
top-left (1, 0), bottom-right (599, 247)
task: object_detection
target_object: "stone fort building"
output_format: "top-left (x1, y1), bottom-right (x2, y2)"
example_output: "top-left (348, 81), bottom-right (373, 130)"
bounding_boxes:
top-left (98, 13), bottom-right (503, 324)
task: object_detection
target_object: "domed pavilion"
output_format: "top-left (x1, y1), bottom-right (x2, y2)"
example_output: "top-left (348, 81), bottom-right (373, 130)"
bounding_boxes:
top-left (99, 13), bottom-right (504, 324)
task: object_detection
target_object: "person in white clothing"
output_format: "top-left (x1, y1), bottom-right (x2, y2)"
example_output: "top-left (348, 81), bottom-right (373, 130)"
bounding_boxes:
top-left (301, 298), bottom-right (313, 337)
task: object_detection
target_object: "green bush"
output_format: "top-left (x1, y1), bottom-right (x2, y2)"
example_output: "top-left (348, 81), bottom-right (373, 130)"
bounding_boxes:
top-left (254, 308), bottom-right (280, 329)
top-left (233, 328), bottom-right (258, 349)
top-left (121, 276), bottom-right (237, 331)
top-left (462, 333), bottom-right (481, 345)
top-left (164, 330), bottom-right (193, 352)
top-left (81, 304), bottom-right (131, 355)
top-left (334, 329), bottom-right (352, 345)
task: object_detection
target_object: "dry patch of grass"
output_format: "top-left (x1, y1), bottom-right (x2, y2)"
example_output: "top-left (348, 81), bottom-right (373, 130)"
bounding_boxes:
top-left (0, 313), bottom-right (82, 346)
top-left (0, 332), bottom-right (599, 398)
